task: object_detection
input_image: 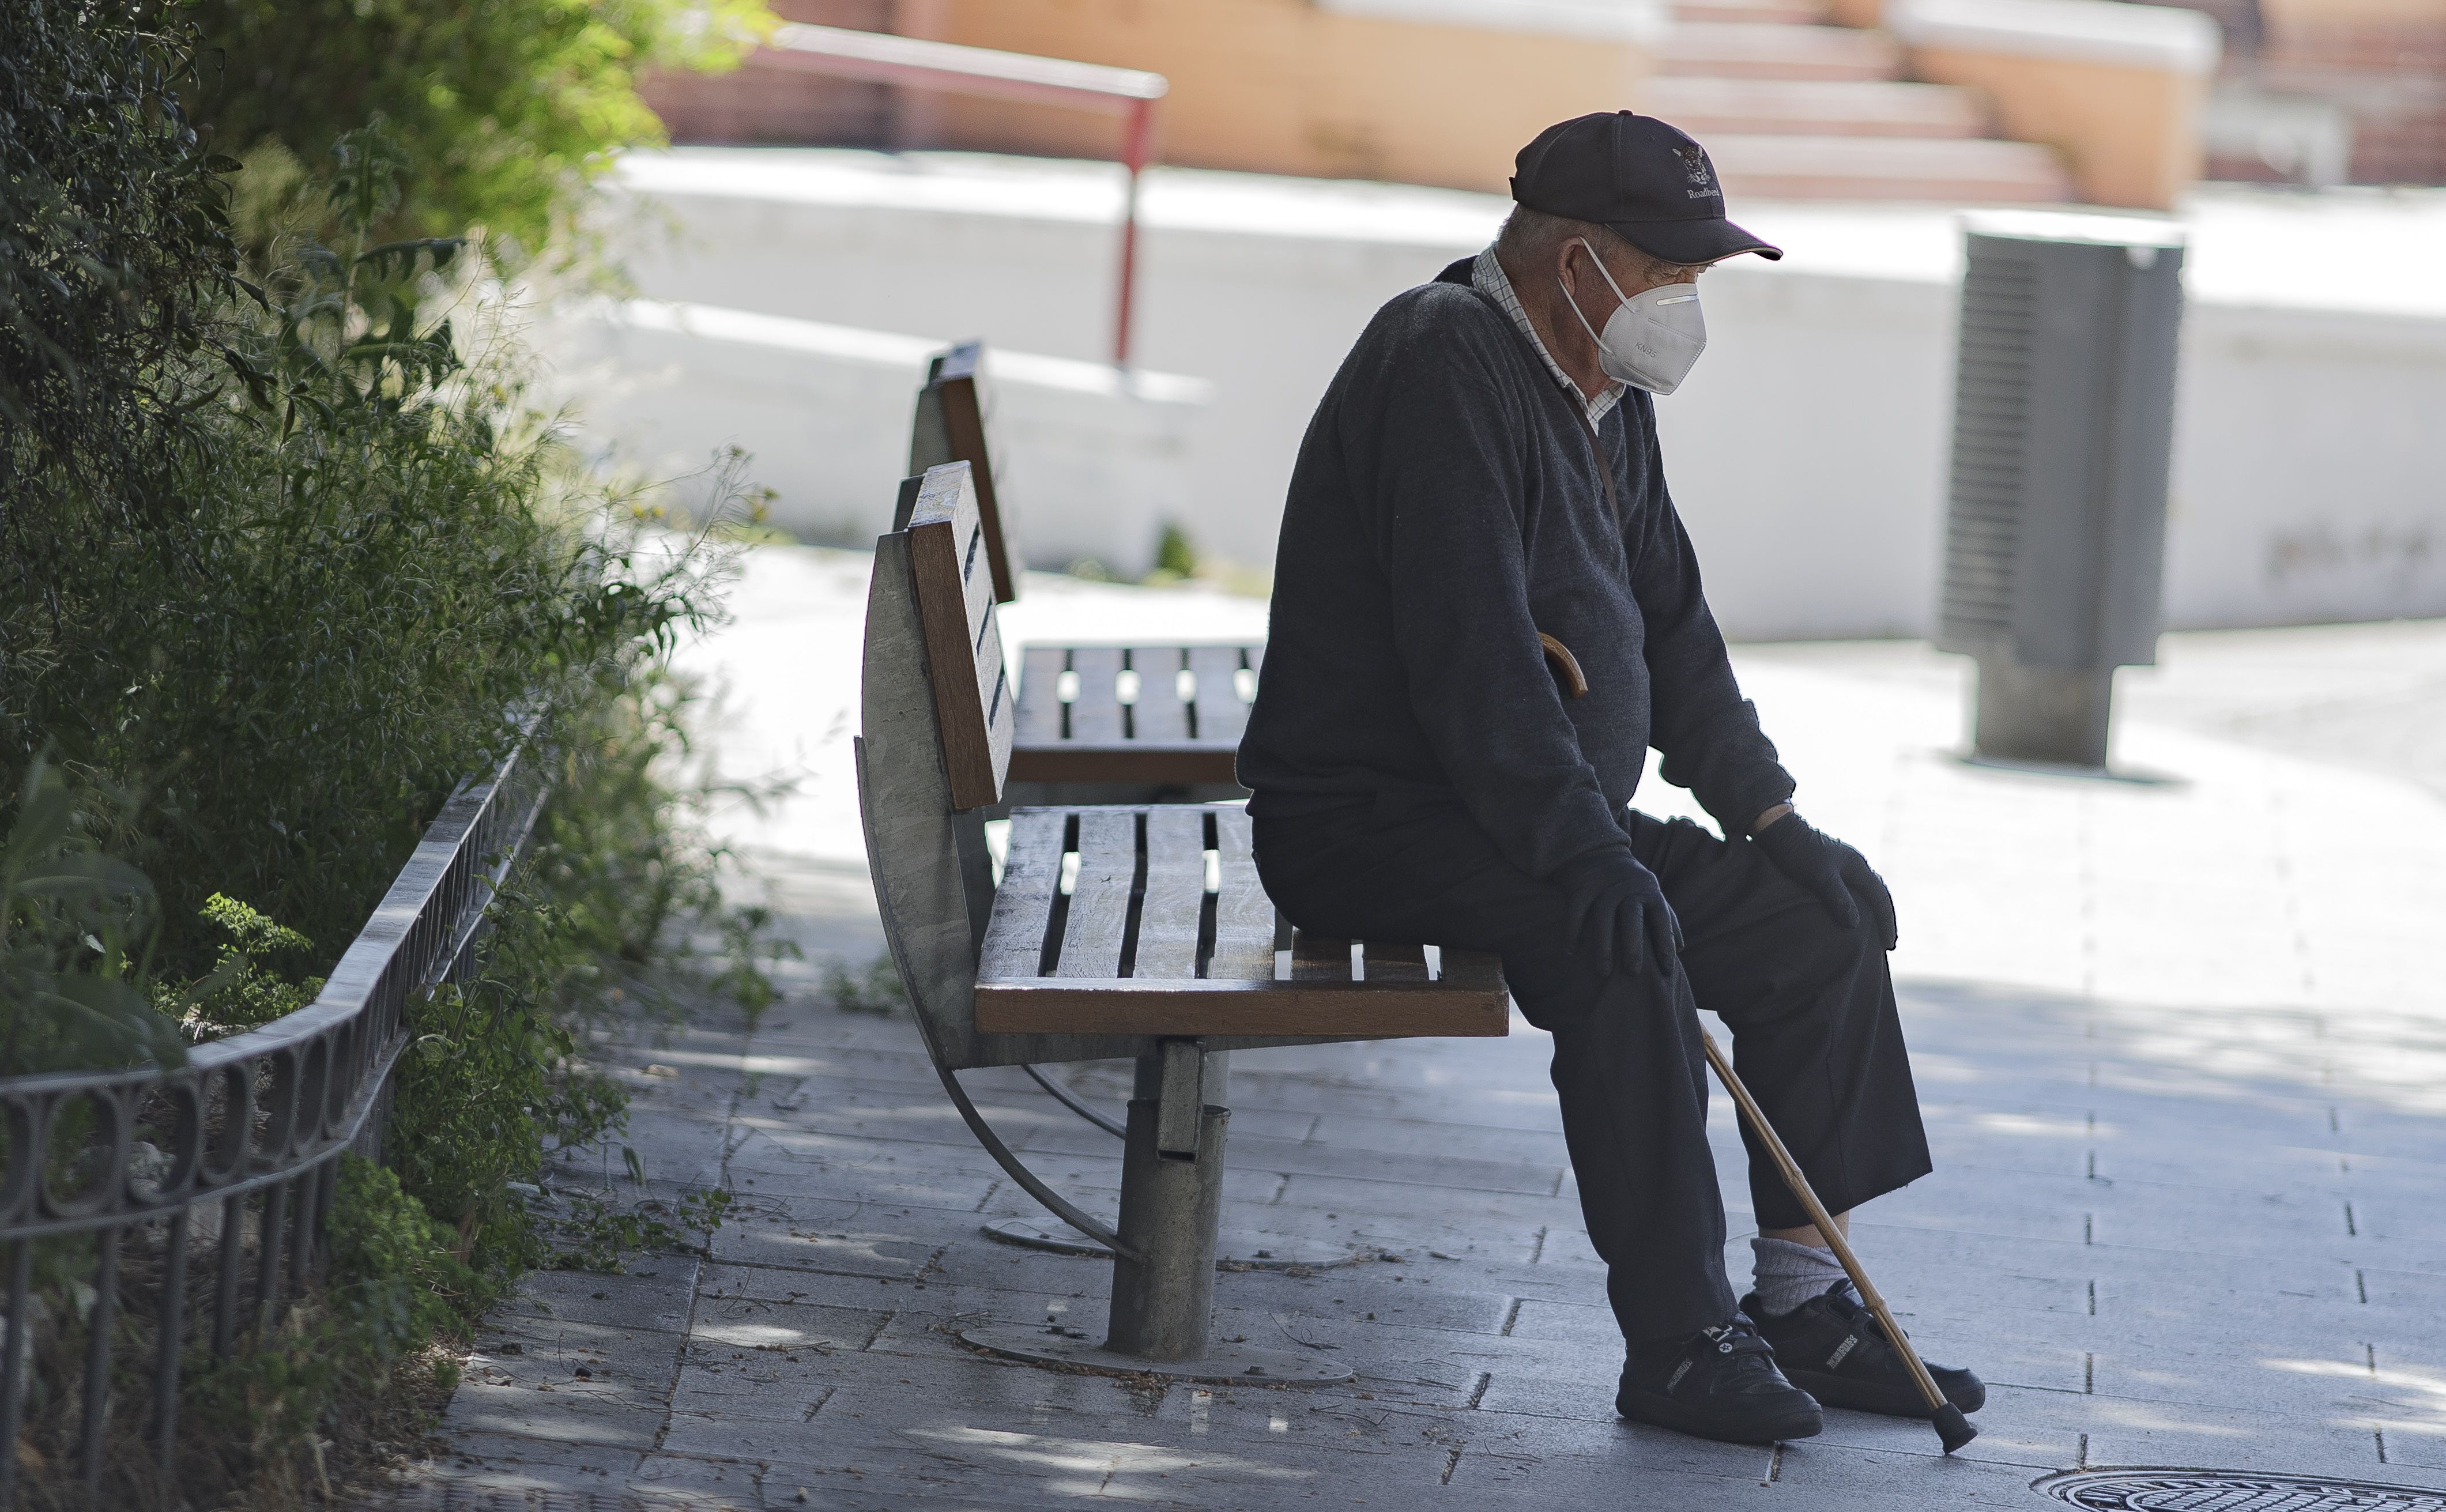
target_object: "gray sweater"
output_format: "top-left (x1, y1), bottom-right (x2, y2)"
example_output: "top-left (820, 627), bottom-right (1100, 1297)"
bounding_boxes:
top-left (1238, 257), bottom-right (1793, 883)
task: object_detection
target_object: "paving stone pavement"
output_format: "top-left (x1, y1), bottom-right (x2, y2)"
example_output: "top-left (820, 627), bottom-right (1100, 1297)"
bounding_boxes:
top-left (386, 548), bottom-right (2446, 1510)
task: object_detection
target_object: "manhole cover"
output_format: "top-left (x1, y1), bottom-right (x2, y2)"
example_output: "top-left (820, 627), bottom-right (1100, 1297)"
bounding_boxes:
top-left (2036, 1469), bottom-right (2446, 1512)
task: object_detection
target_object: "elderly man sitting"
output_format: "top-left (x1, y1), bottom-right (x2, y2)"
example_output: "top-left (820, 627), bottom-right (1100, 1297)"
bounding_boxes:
top-left (1238, 112), bottom-right (1983, 1445)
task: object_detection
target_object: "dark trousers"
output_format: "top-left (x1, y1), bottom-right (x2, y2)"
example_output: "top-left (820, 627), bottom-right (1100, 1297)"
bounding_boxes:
top-left (1253, 799), bottom-right (1932, 1345)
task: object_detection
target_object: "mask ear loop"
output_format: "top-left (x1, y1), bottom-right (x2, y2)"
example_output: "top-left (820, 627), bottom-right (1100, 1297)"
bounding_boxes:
top-left (1555, 236), bottom-right (1637, 350)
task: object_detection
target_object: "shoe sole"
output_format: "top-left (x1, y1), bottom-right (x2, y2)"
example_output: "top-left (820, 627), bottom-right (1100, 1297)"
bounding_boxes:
top-left (1618, 1390), bottom-right (1825, 1445)
top-left (1781, 1369), bottom-right (1985, 1419)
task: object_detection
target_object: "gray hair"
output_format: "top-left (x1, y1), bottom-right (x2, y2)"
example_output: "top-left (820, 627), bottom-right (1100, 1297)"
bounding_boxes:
top-left (1496, 205), bottom-right (1699, 286)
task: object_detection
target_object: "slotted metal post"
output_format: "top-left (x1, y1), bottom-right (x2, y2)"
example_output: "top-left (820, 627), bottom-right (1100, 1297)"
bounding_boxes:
top-left (1938, 214), bottom-right (2185, 770)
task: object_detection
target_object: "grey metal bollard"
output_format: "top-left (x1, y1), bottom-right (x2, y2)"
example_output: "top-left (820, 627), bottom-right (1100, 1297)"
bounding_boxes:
top-left (1937, 213), bottom-right (2187, 769)
top-left (1105, 1045), bottom-right (1227, 1360)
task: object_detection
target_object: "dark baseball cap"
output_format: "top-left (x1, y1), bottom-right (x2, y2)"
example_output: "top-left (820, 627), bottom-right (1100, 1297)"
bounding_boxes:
top-left (1511, 112), bottom-right (1782, 265)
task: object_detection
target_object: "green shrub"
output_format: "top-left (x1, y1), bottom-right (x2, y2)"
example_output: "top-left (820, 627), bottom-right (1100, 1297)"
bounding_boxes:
top-left (0, 0), bottom-right (239, 634)
top-left (3, 7), bottom-right (774, 1502)
top-left (0, 756), bottom-right (183, 1074)
top-left (6, 135), bottom-right (726, 986)
top-left (183, 893), bottom-right (323, 1035)
top-left (187, 0), bottom-right (774, 255)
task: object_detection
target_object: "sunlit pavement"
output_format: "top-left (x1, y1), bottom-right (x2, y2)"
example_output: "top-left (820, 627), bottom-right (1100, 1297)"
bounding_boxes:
top-left (386, 545), bottom-right (2446, 1509)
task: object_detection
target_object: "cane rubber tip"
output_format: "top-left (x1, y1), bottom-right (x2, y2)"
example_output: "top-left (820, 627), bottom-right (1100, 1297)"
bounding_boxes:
top-left (1932, 1404), bottom-right (1977, 1454)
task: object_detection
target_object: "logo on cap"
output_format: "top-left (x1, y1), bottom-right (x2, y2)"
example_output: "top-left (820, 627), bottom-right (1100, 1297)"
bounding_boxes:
top-left (1673, 144), bottom-right (1732, 201)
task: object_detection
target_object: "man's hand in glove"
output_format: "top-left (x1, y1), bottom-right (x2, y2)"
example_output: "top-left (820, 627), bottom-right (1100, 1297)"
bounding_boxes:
top-left (1552, 847), bottom-right (1683, 978)
top-left (1749, 807), bottom-right (1899, 951)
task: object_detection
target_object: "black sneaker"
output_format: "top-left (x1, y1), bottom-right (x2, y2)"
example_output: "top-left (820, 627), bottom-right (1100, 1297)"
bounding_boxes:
top-left (1616, 1313), bottom-right (1825, 1445)
top-left (1747, 1280), bottom-right (1986, 1419)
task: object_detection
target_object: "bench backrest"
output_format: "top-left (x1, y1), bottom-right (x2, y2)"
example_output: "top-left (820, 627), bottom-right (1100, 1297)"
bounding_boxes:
top-left (903, 462), bottom-right (1013, 812)
top-left (907, 342), bottom-right (1017, 604)
top-left (861, 462), bottom-right (1384, 1073)
top-left (861, 461), bottom-right (1158, 1071)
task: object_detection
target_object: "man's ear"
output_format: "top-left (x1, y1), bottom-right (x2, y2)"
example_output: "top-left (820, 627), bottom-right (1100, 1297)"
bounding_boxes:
top-left (1555, 236), bottom-right (1589, 299)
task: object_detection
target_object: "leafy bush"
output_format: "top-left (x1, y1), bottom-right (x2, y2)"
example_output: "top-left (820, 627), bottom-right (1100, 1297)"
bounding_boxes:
top-left (187, 0), bottom-right (773, 254)
top-left (0, 0), bottom-right (238, 642)
top-left (8, 157), bottom-right (722, 988)
top-left (0, 756), bottom-right (232, 1074)
top-left (2, 3), bottom-right (767, 1503)
top-left (182, 893), bottom-right (323, 1035)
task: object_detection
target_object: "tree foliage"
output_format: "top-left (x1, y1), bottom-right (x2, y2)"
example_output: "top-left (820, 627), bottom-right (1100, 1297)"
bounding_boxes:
top-left (2, 7), bottom-right (764, 1498)
top-left (186, 0), bottom-right (772, 252)
top-left (0, 1), bottom-right (241, 639)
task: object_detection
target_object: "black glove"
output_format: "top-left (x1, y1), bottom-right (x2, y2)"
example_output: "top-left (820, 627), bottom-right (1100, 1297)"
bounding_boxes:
top-left (1750, 813), bottom-right (1899, 950)
top-left (1552, 847), bottom-right (1683, 978)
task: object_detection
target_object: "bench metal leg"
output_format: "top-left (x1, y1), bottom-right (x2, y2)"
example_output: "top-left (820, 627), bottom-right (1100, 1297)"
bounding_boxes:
top-left (1107, 1045), bottom-right (1228, 1359)
top-left (957, 1040), bottom-right (1352, 1385)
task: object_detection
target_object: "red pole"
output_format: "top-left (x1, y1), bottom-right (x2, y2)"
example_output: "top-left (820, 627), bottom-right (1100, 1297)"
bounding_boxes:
top-left (1114, 96), bottom-right (1156, 368)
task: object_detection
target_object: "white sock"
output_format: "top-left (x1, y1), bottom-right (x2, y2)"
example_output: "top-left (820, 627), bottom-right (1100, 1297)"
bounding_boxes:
top-left (1750, 1236), bottom-right (1846, 1317)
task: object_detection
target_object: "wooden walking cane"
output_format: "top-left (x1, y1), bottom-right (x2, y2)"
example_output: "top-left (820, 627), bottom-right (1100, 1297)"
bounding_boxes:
top-left (1700, 1030), bottom-right (1978, 1454)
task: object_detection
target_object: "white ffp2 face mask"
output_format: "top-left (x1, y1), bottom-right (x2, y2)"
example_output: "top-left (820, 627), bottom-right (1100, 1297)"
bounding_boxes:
top-left (1557, 237), bottom-right (1707, 397)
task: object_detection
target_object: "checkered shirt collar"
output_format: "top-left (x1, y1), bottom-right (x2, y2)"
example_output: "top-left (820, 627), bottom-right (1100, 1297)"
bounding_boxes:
top-left (1471, 246), bottom-right (1621, 428)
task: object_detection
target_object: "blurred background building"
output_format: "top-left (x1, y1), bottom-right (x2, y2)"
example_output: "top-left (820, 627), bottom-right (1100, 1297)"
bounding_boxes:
top-left (551, 0), bottom-right (2446, 638)
top-left (640, 0), bottom-right (2446, 200)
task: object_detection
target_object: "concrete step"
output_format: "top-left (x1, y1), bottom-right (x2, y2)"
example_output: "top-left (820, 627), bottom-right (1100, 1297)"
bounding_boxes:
top-left (1659, 21), bottom-right (1904, 80)
top-left (1669, 0), bottom-right (1829, 24)
top-left (1701, 133), bottom-right (2075, 201)
top-left (1644, 77), bottom-right (1991, 139)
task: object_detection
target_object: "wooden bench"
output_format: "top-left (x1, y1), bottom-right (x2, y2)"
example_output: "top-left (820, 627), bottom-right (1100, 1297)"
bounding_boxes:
top-left (908, 341), bottom-right (1262, 800)
top-left (857, 459), bottom-right (1507, 1381)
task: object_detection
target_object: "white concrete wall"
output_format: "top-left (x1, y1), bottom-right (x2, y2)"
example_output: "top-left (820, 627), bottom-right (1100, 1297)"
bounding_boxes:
top-left (571, 148), bottom-right (2446, 638)
top-left (2168, 301), bottom-right (2446, 627)
top-left (539, 298), bottom-right (1211, 576)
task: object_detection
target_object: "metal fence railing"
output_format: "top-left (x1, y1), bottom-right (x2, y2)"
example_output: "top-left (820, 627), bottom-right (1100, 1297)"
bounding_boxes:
top-left (0, 743), bottom-right (549, 1506)
top-left (758, 23), bottom-right (1169, 367)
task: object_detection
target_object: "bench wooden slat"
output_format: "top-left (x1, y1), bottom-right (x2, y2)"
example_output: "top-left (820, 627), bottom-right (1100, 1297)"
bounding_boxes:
top-left (1130, 648), bottom-right (1191, 742)
top-left (1437, 947), bottom-right (1507, 996)
top-left (973, 979), bottom-right (1510, 1038)
top-left (974, 602), bottom-right (1012, 788)
top-left (1188, 645), bottom-right (1252, 747)
top-left (1056, 809), bottom-right (1136, 979)
top-left (1004, 639), bottom-right (1259, 787)
top-left (1134, 806), bottom-right (1205, 979)
top-left (1359, 941), bottom-right (1429, 982)
top-left (1068, 646), bottom-right (1126, 744)
top-left (966, 805), bottom-right (1512, 1038)
top-left (1013, 646), bottom-right (1066, 744)
top-left (1006, 745), bottom-right (1240, 786)
top-left (978, 808), bottom-right (1066, 982)
top-left (905, 463), bottom-right (1011, 809)
top-left (1291, 933), bottom-right (1352, 982)
top-left (1207, 809), bottom-right (1275, 984)
top-left (909, 341), bottom-right (1017, 604)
